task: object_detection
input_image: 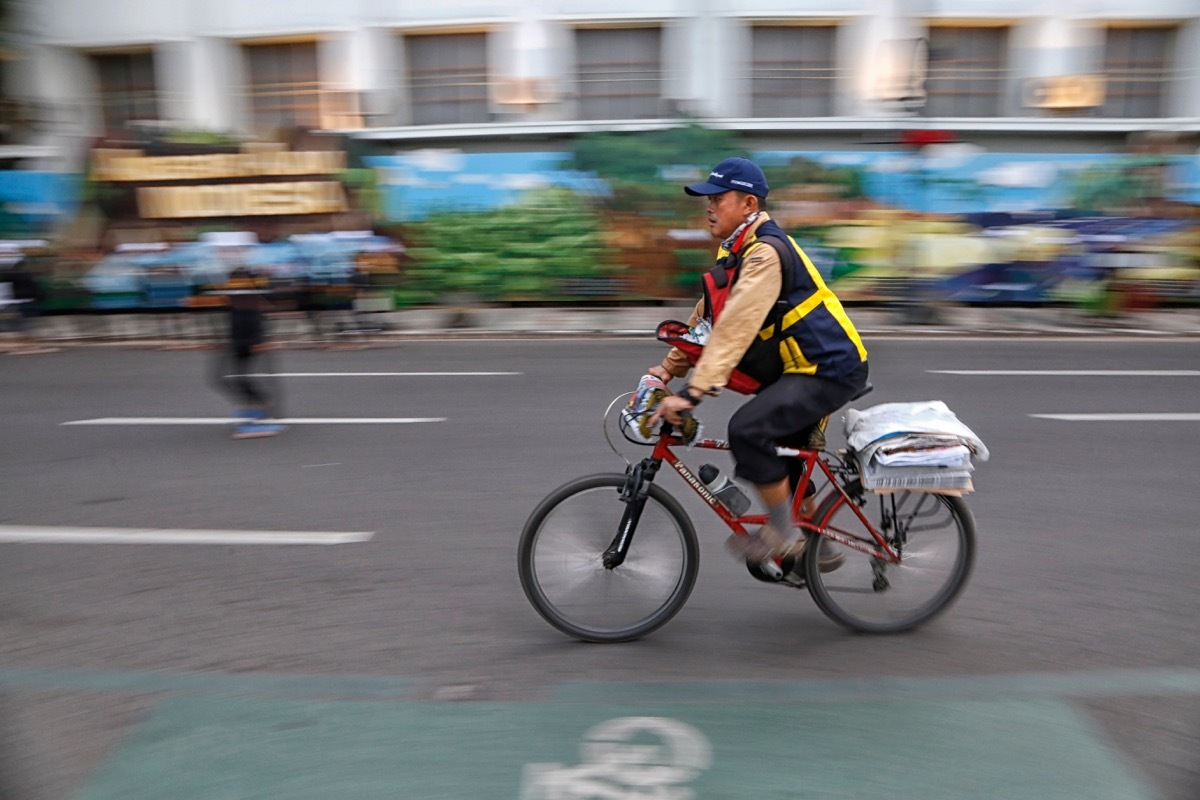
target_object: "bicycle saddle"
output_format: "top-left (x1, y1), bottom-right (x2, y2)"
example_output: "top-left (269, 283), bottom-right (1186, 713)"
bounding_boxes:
top-left (850, 382), bottom-right (874, 403)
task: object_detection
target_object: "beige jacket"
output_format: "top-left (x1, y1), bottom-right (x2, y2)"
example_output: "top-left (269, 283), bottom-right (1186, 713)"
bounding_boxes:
top-left (660, 213), bottom-right (783, 395)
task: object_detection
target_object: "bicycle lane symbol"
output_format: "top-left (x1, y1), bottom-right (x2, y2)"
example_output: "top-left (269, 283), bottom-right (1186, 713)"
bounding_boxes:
top-left (519, 716), bottom-right (712, 799)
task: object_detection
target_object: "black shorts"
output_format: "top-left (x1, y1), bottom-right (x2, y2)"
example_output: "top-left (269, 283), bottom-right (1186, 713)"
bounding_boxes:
top-left (728, 362), bottom-right (869, 486)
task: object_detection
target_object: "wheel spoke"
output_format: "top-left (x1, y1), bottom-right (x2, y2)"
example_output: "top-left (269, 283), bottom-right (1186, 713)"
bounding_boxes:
top-left (613, 557), bottom-right (684, 585)
top-left (806, 490), bottom-right (975, 633)
top-left (519, 475), bottom-right (698, 642)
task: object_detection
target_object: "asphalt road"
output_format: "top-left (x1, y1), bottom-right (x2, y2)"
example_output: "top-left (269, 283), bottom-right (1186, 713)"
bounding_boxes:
top-left (0, 337), bottom-right (1197, 800)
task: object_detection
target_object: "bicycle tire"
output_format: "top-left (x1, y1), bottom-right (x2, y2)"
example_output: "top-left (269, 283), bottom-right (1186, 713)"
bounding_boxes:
top-left (804, 486), bottom-right (975, 634)
top-left (518, 473), bottom-right (699, 643)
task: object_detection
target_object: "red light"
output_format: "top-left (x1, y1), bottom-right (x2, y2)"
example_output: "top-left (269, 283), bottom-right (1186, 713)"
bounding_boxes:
top-left (901, 130), bottom-right (956, 147)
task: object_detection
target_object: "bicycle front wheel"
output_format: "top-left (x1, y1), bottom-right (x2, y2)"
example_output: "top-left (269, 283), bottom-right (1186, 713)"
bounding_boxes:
top-left (518, 473), bottom-right (699, 643)
top-left (805, 486), bottom-right (976, 634)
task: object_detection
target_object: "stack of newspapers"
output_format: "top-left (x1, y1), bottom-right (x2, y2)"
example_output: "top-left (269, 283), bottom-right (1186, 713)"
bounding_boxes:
top-left (843, 401), bottom-right (989, 494)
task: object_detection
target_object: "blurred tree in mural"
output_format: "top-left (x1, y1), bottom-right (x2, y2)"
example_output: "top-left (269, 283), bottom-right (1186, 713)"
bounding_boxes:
top-left (571, 123), bottom-right (741, 219)
top-left (565, 125), bottom-right (749, 299)
top-left (399, 187), bottom-right (617, 306)
top-left (1064, 156), bottom-right (1171, 214)
top-left (762, 156), bottom-right (867, 201)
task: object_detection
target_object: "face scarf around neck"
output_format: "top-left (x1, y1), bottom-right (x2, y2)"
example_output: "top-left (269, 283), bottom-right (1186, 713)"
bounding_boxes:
top-left (721, 210), bottom-right (761, 253)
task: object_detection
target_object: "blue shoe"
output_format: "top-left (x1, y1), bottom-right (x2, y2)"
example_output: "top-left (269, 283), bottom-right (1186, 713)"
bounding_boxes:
top-left (233, 422), bottom-right (284, 439)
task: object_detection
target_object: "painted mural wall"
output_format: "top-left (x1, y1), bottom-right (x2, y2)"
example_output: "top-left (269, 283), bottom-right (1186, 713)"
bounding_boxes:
top-left (0, 172), bottom-right (81, 236)
top-left (366, 148), bottom-right (1200, 310)
top-left (368, 149), bottom-right (1200, 220)
top-left (4, 143), bottom-right (1197, 313)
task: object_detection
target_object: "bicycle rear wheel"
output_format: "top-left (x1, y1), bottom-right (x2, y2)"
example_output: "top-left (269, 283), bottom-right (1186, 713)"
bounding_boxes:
top-left (804, 486), bottom-right (975, 634)
top-left (518, 473), bottom-right (699, 643)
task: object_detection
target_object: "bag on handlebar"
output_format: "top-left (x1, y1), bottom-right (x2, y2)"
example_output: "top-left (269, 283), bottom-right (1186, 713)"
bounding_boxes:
top-left (655, 320), bottom-right (779, 395)
top-left (655, 230), bottom-right (802, 396)
top-left (620, 374), bottom-right (702, 445)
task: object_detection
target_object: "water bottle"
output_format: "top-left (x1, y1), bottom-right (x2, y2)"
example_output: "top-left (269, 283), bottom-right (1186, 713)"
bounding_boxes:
top-left (698, 464), bottom-right (752, 516)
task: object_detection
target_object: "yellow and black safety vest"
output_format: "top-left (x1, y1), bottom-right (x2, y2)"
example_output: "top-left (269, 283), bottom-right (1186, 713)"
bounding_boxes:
top-left (703, 218), bottom-right (867, 383)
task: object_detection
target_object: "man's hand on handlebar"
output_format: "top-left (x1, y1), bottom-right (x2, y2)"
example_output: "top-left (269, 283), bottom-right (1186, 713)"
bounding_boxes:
top-left (649, 394), bottom-right (694, 426)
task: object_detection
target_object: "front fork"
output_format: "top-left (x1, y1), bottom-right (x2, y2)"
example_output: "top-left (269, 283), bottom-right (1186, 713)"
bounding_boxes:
top-left (602, 457), bottom-right (661, 569)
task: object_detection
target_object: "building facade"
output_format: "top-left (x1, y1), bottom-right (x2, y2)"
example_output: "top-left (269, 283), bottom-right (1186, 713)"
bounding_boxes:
top-left (7, 0), bottom-right (1199, 167)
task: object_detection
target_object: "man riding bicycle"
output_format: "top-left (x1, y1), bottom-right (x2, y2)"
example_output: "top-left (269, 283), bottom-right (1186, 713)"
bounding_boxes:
top-left (649, 157), bottom-right (869, 564)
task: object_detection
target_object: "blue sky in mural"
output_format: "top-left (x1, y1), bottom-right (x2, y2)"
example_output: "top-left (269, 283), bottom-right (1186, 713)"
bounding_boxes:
top-left (367, 149), bottom-right (1200, 221)
top-left (756, 150), bottom-right (1200, 213)
top-left (364, 151), bottom-right (605, 221)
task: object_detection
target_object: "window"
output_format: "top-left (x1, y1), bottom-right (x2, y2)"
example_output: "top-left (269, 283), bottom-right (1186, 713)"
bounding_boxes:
top-left (924, 27), bottom-right (1008, 117)
top-left (405, 32), bottom-right (490, 126)
top-left (243, 41), bottom-right (322, 133)
top-left (750, 26), bottom-right (837, 118)
top-left (1102, 27), bottom-right (1176, 118)
top-left (92, 51), bottom-right (159, 132)
top-left (575, 27), bottom-right (663, 120)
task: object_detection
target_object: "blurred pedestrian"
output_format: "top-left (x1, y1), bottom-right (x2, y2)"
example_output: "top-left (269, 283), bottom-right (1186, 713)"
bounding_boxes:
top-left (0, 255), bottom-right (57, 356)
top-left (294, 276), bottom-right (326, 342)
top-left (219, 268), bottom-right (284, 439)
top-left (351, 260), bottom-right (377, 333)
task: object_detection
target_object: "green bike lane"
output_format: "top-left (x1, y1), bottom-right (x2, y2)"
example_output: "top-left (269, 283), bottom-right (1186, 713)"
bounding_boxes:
top-left (6, 667), bottom-right (1195, 800)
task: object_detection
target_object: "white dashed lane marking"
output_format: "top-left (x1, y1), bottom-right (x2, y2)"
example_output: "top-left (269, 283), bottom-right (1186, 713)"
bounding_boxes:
top-left (0, 526), bottom-right (374, 545)
top-left (61, 417), bottom-right (446, 426)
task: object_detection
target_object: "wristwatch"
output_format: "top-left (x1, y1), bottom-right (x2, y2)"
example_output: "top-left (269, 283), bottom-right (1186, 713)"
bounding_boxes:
top-left (676, 386), bottom-right (704, 406)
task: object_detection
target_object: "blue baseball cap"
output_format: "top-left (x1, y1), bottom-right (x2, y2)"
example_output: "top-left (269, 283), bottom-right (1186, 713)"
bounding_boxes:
top-left (684, 157), bottom-right (769, 199)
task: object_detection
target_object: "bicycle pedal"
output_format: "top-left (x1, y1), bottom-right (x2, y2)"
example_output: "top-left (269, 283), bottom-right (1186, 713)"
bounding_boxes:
top-left (778, 554), bottom-right (807, 588)
top-left (780, 573), bottom-right (807, 589)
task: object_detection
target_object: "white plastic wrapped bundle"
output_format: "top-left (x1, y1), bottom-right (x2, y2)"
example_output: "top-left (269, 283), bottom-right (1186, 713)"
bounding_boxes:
top-left (843, 401), bottom-right (988, 493)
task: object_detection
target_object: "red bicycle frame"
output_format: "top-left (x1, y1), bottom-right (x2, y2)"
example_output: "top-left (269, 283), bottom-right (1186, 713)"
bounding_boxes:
top-left (649, 432), bottom-right (900, 563)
